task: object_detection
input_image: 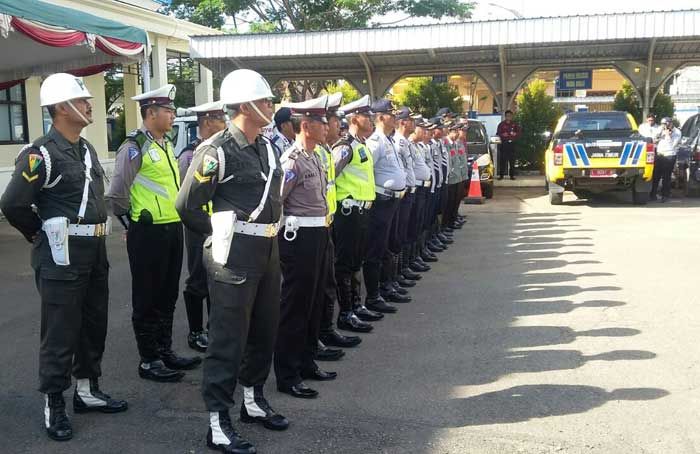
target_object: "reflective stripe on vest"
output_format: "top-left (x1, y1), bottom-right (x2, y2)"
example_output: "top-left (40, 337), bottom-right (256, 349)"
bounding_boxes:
top-left (335, 140), bottom-right (376, 201)
top-left (316, 145), bottom-right (337, 215)
top-left (129, 136), bottom-right (181, 224)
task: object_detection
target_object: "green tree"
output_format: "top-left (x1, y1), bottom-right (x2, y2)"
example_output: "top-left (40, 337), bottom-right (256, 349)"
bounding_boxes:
top-left (164, 1), bottom-right (475, 100)
top-left (612, 81), bottom-right (676, 124)
top-left (393, 77), bottom-right (463, 118)
top-left (222, 0), bottom-right (474, 32)
top-left (514, 79), bottom-right (562, 171)
top-left (325, 81), bottom-right (361, 104)
top-left (613, 82), bottom-right (642, 122)
top-left (166, 0), bottom-right (226, 28)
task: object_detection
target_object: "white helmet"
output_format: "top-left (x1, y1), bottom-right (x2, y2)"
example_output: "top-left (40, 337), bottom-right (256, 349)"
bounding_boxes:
top-left (40, 73), bottom-right (92, 107)
top-left (220, 69), bottom-right (273, 106)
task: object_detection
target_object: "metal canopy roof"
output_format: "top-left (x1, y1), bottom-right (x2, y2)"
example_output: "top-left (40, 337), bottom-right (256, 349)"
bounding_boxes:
top-left (191, 9), bottom-right (700, 80)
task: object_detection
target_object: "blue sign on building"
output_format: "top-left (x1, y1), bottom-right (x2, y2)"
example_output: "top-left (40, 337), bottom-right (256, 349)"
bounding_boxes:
top-left (558, 69), bottom-right (592, 90)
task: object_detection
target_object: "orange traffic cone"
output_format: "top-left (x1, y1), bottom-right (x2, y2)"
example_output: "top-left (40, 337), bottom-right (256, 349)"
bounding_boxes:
top-left (465, 160), bottom-right (485, 204)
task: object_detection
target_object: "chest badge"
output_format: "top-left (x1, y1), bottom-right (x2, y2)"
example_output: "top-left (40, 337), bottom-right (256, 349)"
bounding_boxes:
top-left (148, 148), bottom-right (161, 162)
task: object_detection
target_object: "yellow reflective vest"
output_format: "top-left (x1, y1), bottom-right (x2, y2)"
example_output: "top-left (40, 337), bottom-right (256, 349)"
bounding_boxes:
top-left (334, 137), bottom-right (376, 201)
top-left (316, 144), bottom-right (337, 216)
top-left (128, 131), bottom-right (181, 224)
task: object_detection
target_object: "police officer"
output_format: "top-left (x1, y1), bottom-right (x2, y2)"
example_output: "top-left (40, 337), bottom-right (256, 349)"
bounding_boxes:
top-left (407, 116), bottom-right (432, 273)
top-left (107, 84), bottom-right (200, 383)
top-left (454, 123), bottom-right (469, 228)
top-left (0, 73), bottom-right (128, 441)
top-left (392, 108), bottom-right (422, 286)
top-left (271, 107), bottom-right (294, 157)
top-left (317, 92), bottom-right (363, 351)
top-left (176, 69), bottom-right (289, 454)
top-left (364, 99), bottom-right (407, 314)
top-left (178, 101), bottom-right (227, 352)
top-left (427, 118), bottom-right (448, 253)
top-left (275, 95), bottom-right (337, 399)
top-left (443, 123), bottom-right (462, 232)
top-left (332, 95), bottom-right (383, 330)
top-left (418, 121), bottom-right (439, 264)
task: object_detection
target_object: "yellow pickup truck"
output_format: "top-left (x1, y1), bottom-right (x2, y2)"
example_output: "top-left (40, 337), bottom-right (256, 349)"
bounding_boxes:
top-left (544, 111), bottom-right (655, 205)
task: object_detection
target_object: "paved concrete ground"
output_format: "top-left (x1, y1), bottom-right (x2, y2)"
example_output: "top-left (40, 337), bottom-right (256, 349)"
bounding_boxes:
top-left (1, 187), bottom-right (699, 453)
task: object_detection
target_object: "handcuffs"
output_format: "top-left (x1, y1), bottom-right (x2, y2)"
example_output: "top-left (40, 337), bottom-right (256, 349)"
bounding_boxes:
top-left (283, 215), bottom-right (299, 242)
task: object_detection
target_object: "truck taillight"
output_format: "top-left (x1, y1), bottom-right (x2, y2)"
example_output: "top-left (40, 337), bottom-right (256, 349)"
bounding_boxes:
top-left (553, 144), bottom-right (564, 165)
top-left (646, 142), bottom-right (655, 164)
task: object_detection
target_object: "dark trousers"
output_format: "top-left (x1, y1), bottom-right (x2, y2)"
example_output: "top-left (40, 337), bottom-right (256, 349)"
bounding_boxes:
top-left (275, 227), bottom-right (329, 388)
top-left (423, 189), bottom-right (437, 233)
top-left (127, 222), bottom-right (183, 362)
top-left (334, 203), bottom-right (370, 312)
top-left (184, 227), bottom-right (209, 333)
top-left (398, 192), bottom-right (414, 245)
top-left (443, 183), bottom-right (459, 227)
top-left (202, 238), bottom-right (280, 411)
top-left (320, 235), bottom-right (339, 333)
top-left (34, 235), bottom-right (109, 394)
top-left (499, 141), bottom-right (516, 177)
top-left (408, 188), bottom-right (426, 243)
top-left (651, 154), bottom-right (677, 198)
top-left (363, 197), bottom-right (400, 298)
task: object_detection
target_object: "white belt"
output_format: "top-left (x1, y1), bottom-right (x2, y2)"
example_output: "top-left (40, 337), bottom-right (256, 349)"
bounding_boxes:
top-left (407, 187), bottom-right (417, 194)
top-left (416, 180), bottom-right (431, 188)
top-left (234, 220), bottom-right (279, 238)
top-left (282, 215), bottom-right (330, 242)
top-left (339, 199), bottom-right (373, 216)
top-left (375, 186), bottom-right (406, 199)
top-left (283, 216), bottom-right (328, 228)
top-left (68, 222), bottom-right (111, 237)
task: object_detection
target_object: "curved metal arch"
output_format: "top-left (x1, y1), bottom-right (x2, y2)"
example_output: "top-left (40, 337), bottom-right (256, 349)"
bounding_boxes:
top-left (649, 61), bottom-right (700, 106)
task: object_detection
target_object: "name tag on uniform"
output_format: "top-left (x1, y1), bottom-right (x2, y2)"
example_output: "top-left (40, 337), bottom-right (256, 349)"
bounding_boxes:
top-left (358, 148), bottom-right (368, 163)
top-left (148, 148), bottom-right (161, 162)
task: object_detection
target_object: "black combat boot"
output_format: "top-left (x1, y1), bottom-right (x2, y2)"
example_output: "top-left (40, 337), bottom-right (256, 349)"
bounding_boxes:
top-left (45, 392), bottom-right (72, 441)
top-left (73, 378), bottom-right (128, 414)
top-left (240, 385), bottom-right (289, 431)
top-left (207, 411), bottom-right (256, 454)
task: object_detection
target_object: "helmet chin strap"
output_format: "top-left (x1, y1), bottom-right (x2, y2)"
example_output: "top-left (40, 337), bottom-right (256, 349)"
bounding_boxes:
top-left (247, 101), bottom-right (272, 125)
top-left (66, 100), bottom-right (92, 126)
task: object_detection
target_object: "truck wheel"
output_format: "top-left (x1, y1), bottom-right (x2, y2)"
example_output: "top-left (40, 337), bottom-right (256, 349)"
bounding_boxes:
top-left (632, 178), bottom-right (650, 205)
top-left (549, 189), bottom-right (563, 205)
top-left (483, 182), bottom-right (494, 199)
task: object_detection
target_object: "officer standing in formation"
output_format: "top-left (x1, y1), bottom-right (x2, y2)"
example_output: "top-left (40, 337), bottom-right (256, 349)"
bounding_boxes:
top-left (364, 99), bottom-right (407, 314)
top-left (274, 95), bottom-right (337, 399)
top-left (426, 119), bottom-right (449, 253)
top-left (392, 108), bottom-right (422, 289)
top-left (0, 73), bottom-right (128, 442)
top-left (416, 120), bottom-right (439, 263)
top-left (332, 95), bottom-right (383, 328)
top-left (176, 69), bottom-right (289, 454)
top-left (317, 92), bottom-right (363, 353)
top-left (271, 107), bottom-right (294, 157)
top-left (178, 101), bottom-right (227, 353)
top-left (107, 84), bottom-right (201, 383)
top-left (406, 116), bottom-right (433, 273)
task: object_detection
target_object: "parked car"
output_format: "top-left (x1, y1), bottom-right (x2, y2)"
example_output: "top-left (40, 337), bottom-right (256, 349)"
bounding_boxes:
top-left (676, 113), bottom-right (700, 196)
top-left (544, 111), bottom-right (654, 205)
top-left (465, 119), bottom-right (494, 198)
top-left (170, 108), bottom-right (199, 158)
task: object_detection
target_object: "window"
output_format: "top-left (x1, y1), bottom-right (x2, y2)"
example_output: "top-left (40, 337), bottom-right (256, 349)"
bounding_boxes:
top-left (561, 113), bottom-right (632, 132)
top-left (467, 124), bottom-right (485, 143)
top-left (0, 83), bottom-right (28, 144)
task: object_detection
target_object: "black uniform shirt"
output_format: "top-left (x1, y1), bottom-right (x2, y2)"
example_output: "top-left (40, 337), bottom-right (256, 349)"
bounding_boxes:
top-left (0, 127), bottom-right (107, 242)
top-left (176, 124), bottom-right (282, 237)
